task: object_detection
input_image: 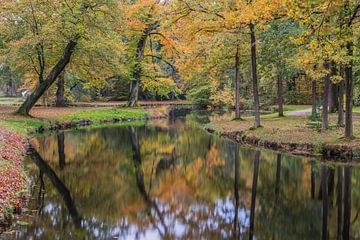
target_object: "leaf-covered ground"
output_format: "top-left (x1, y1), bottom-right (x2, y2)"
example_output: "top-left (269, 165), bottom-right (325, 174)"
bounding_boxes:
top-left (0, 127), bottom-right (28, 223)
top-left (206, 112), bottom-right (360, 151)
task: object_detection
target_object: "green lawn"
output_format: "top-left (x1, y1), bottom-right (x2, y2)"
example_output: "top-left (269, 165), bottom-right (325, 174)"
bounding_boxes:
top-left (0, 97), bottom-right (23, 106)
top-left (0, 120), bottom-right (44, 134)
top-left (0, 108), bottom-right (149, 134)
top-left (64, 108), bottom-right (147, 122)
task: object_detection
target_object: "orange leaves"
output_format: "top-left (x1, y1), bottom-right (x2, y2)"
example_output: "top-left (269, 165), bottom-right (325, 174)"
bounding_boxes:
top-left (0, 127), bottom-right (28, 221)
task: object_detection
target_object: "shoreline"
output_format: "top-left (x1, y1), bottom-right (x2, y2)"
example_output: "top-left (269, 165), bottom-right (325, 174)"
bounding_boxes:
top-left (205, 127), bottom-right (358, 160)
top-left (0, 106), bottom-right (170, 234)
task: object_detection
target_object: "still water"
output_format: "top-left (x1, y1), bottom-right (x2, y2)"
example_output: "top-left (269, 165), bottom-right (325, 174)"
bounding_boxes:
top-left (14, 112), bottom-right (360, 239)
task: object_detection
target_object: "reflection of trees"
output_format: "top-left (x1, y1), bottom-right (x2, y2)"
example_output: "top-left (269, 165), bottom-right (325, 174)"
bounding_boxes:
top-left (233, 143), bottom-right (240, 239)
top-left (129, 126), bottom-right (169, 238)
top-left (57, 132), bottom-right (65, 170)
top-left (249, 150), bottom-right (260, 240)
top-left (28, 147), bottom-right (82, 228)
top-left (321, 165), bottom-right (329, 240)
top-left (24, 116), bottom-right (360, 239)
top-left (343, 166), bottom-right (351, 240)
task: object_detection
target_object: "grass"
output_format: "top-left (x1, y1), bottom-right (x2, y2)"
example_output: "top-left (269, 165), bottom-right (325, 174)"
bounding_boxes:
top-left (0, 97), bottom-right (23, 106)
top-left (63, 108), bottom-right (148, 122)
top-left (0, 106), bottom-right (158, 134)
top-left (0, 120), bottom-right (44, 134)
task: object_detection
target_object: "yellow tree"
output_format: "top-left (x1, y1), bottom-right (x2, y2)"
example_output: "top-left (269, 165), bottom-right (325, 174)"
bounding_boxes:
top-left (122, 0), bottom-right (179, 107)
top-left (289, 0), bottom-right (359, 135)
top-left (164, 0), bottom-right (287, 126)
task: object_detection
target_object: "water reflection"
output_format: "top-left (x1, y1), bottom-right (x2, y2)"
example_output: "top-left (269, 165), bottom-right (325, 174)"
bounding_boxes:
top-left (14, 114), bottom-right (359, 239)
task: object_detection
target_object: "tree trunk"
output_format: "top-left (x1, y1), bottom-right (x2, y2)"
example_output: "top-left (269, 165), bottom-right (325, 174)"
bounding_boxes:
top-left (16, 40), bottom-right (78, 115)
top-left (249, 23), bottom-right (261, 128)
top-left (322, 62), bottom-right (330, 130)
top-left (235, 45), bottom-right (241, 119)
top-left (329, 62), bottom-right (338, 113)
top-left (128, 79), bottom-right (140, 107)
top-left (249, 150), bottom-right (260, 240)
top-left (128, 22), bottom-right (160, 107)
top-left (312, 80), bottom-right (317, 119)
top-left (6, 77), bottom-right (16, 97)
top-left (56, 72), bottom-right (66, 107)
top-left (277, 76), bottom-right (284, 117)
top-left (329, 82), bottom-right (339, 113)
top-left (345, 41), bottom-right (353, 138)
top-left (338, 66), bottom-right (345, 126)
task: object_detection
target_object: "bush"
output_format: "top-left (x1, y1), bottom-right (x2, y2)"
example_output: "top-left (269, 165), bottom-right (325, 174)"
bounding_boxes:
top-left (188, 85), bottom-right (211, 107)
top-left (284, 91), bottom-right (311, 104)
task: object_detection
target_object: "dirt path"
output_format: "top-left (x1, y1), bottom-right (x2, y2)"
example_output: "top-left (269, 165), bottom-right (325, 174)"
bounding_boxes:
top-left (287, 108), bottom-right (312, 117)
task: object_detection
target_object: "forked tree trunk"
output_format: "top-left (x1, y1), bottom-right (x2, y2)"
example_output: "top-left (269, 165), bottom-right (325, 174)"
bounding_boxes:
top-left (235, 45), bottom-right (241, 119)
top-left (277, 76), bottom-right (284, 117)
top-left (16, 40), bottom-right (78, 115)
top-left (128, 22), bottom-right (160, 107)
top-left (249, 23), bottom-right (261, 128)
top-left (56, 72), bottom-right (66, 107)
top-left (322, 62), bottom-right (330, 130)
top-left (312, 80), bottom-right (317, 119)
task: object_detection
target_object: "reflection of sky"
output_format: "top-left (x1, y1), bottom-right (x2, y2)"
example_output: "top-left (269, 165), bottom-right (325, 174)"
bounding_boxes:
top-left (20, 195), bottom-right (252, 239)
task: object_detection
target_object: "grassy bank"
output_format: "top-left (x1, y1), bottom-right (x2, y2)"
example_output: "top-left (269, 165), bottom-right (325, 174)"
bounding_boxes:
top-left (205, 109), bottom-right (360, 158)
top-left (0, 106), bottom-right (168, 134)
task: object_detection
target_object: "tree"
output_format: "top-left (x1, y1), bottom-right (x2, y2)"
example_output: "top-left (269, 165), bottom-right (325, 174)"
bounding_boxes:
top-left (166, 0), bottom-right (286, 126)
top-left (56, 72), bottom-right (66, 107)
top-left (123, 1), bottom-right (179, 107)
top-left (0, 0), bottom-right (120, 115)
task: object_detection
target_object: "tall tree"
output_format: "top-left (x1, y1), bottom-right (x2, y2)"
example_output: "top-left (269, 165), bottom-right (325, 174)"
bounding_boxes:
top-left (249, 22), bottom-right (261, 127)
top-left (323, 62), bottom-right (331, 129)
top-left (0, 0), bottom-right (120, 115)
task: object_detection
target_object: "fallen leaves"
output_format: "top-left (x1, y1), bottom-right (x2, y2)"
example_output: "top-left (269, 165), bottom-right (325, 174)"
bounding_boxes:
top-left (0, 127), bottom-right (28, 227)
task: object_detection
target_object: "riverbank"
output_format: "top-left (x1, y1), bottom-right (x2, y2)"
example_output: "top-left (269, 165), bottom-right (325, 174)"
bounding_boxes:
top-left (0, 105), bottom-right (170, 233)
top-left (205, 112), bottom-right (360, 159)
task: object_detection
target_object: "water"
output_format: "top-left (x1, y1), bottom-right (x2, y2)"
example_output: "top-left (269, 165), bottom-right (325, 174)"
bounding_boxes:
top-left (12, 112), bottom-right (360, 239)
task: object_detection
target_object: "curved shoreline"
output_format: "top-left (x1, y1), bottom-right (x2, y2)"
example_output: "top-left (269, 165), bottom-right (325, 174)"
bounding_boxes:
top-left (0, 112), bottom-right (168, 234)
top-left (205, 127), bottom-right (357, 160)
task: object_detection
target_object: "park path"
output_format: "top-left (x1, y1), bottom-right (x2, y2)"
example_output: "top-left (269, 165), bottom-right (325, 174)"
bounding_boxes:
top-left (287, 108), bottom-right (312, 117)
